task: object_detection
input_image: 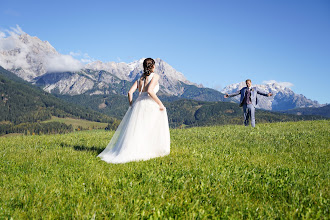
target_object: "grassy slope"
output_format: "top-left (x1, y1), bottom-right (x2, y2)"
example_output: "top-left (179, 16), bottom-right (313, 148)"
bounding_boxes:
top-left (55, 94), bottom-right (326, 129)
top-left (0, 66), bottom-right (118, 125)
top-left (0, 120), bottom-right (329, 218)
top-left (42, 116), bottom-right (108, 130)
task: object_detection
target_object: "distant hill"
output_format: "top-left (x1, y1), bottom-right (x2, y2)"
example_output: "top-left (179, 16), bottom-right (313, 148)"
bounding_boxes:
top-left (0, 67), bottom-right (119, 135)
top-left (55, 83), bottom-right (229, 120)
top-left (55, 93), bottom-right (130, 119)
top-left (279, 105), bottom-right (330, 118)
top-left (55, 93), bottom-right (326, 128)
top-left (165, 99), bottom-right (326, 128)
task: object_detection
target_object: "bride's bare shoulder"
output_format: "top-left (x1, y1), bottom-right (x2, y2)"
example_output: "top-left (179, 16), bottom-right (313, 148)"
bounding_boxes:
top-left (153, 73), bottom-right (160, 79)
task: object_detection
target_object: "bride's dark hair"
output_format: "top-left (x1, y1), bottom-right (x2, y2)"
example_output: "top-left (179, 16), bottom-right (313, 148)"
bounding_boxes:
top-left (142, 58), bottom-right (155, 78)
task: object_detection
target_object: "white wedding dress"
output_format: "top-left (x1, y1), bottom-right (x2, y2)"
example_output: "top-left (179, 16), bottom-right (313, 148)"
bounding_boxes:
top-left (98, 73), bottom-right (170, 163)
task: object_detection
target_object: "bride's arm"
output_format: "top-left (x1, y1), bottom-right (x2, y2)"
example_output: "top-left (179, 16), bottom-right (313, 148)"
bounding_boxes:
top-left (128, 81), bottom-right (138, 106)
top-left (147, 74), bottom-right (165, 110)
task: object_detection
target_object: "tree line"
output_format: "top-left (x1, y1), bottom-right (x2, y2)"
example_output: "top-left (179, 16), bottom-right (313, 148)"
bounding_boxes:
top-left (0, 67), bottom-right (120, 135)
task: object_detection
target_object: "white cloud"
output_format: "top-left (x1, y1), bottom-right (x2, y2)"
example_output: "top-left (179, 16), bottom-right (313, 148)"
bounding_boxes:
top-left (0, 26), bottom-right (28, 70)
top-left (69, 51), bottom-right (94, 64)
top-left (10, 25), bottom-right (24, 35)
top-left (0, 35), bottom-right (19, 51)
top-left (81, 53), bottom-right (94, 63)
top-left (263, 80), bottom-right (294, 88)
top-left (45, 54), bottom-right (84, 72)
top-left (81, 58), bottom-right (93, 63)
top-left (0, 32), bottom-right (6, 38)
top-left (69, 51), bottom-right (81, 56)
top-left (0, 25), bottom-right (23, 51)
top-left (0, 25), bottom-right (84, 74)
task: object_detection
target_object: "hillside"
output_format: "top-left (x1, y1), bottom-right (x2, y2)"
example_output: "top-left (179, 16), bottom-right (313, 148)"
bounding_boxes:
top-left (55, 93), bottom-right (130, 119)
top-left (0, 120), bottom-right (328, 218)
top-left (55, 93), bottom-right (326, 128)
top-left (0, 66), bottom-right (119, 135)
top-left (279, 104), bottom-right (330, 118)
top-left (165, 99), bottom-right (326, 128)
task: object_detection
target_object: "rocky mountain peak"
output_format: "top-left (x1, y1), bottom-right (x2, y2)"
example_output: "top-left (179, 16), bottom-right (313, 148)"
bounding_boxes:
top-left (0, 32), bottom-right (82, 81)
top-left (1, 29), bottom-right (198, 96)
top-left (0, 29), bottom-right (322, 111)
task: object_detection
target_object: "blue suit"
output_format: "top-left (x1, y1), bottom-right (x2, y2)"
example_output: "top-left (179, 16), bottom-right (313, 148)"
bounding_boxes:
top-left (228, 87), bottom-right (269, 127)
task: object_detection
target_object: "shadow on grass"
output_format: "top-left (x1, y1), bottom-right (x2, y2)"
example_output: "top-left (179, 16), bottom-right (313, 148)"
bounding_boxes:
top-left (73, 145), bottom-right (104, 154)
top-left (60, 143), bottom-right (104, 154)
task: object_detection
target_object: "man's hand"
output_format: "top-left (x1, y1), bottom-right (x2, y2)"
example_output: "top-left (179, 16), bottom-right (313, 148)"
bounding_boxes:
top-left (224, 94), bottom-right (229, 98)
top-left (268, 93), bottom-right (273, 97)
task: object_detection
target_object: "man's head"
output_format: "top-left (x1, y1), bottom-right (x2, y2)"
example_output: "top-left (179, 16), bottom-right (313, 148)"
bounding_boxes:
top-left (245, 79), bottom-right (252, 88)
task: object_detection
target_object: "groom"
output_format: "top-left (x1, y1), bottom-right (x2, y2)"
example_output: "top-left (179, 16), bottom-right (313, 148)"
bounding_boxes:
top-left (224, 79), bottom-right (272, 127)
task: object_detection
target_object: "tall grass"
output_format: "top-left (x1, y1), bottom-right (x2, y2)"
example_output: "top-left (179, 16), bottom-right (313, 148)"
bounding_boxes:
top-left (0, 120), bottom-right (329, 219)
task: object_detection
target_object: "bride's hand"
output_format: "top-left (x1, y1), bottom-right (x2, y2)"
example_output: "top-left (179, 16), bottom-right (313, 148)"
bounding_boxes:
top-left (159, 104), bottom-right (165, 111)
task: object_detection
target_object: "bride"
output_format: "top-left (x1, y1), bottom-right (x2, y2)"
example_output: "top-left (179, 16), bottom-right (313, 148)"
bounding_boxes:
top-left (98, 58), bottom-right (170, 163)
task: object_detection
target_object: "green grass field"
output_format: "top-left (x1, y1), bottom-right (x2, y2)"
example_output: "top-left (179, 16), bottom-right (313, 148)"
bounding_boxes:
top-left (0, 120), bottom-right (329, 219)
top-left (42, 116), bottom-right (109, 130)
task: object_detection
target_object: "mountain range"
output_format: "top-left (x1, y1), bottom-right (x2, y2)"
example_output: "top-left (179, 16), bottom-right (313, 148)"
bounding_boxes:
top-left (0, 31), bottom-right (323, 111)
top-left (221, 82), bottom-right (321, 111)
top-left (0, 63), bottom-right (327, 136)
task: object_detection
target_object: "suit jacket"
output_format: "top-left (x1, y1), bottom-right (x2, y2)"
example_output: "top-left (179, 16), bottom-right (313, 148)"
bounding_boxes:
top-left (227, 87), bottom-right (269, 107)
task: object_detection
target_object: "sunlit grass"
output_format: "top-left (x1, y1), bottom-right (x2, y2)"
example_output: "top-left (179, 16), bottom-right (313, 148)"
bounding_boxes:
top-left (42, 116), bottom-right (108, 130)
top-left (0, 120), bottom-right (329, 218)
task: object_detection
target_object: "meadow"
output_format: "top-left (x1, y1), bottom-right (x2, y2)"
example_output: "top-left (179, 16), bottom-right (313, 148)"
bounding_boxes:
top-left (0, 120), bottom-right (329, 219)
top-left (42, 116), bottom-right (109, 130)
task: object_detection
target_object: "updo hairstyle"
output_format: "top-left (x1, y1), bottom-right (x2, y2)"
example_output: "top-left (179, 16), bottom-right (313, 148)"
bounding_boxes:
top-left (142, 58), bottom-right (155, 78)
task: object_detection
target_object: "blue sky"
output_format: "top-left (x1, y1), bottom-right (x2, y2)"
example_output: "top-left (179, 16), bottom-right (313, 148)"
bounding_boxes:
top-left (1, 0), bottom-right (330, 104)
